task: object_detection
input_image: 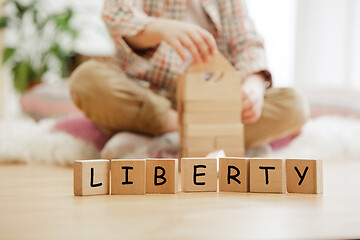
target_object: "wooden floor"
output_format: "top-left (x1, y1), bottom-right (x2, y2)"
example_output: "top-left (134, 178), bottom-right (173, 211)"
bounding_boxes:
top-left (1, 161), bottom-right (360, 240)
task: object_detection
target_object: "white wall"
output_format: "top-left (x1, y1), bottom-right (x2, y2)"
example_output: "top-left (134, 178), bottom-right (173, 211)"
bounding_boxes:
top-left (295, 0), bottom-right (360, 91)
top-left (247, 0), bottom-right (298, 87)
top-left (349, 0), bottom-right (360, 90)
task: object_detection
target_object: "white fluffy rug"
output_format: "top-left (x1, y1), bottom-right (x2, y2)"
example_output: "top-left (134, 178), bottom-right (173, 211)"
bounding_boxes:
top-left (0, 115), bottom-right (359, 165)
top-left (269, 116), bottom-right (360, 161)
top-left (0, 118), bottom-right (99, 166)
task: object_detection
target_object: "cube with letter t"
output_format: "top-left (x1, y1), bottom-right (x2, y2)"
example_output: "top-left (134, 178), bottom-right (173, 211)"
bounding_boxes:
top-left (250, 158), bottom-right (286, 193)
top-left (146, 158), bottom-right (178, 194)
top-left (73, 160), bottom-right (110, 196)
top-left (181, 158), bottom-right (217, 192)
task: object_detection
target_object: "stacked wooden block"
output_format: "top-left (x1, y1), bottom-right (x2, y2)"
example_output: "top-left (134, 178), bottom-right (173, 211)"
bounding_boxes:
top-left (74, 158), bottom-right (323, 196)
top-left (177, 53), bottom-right (245, 158)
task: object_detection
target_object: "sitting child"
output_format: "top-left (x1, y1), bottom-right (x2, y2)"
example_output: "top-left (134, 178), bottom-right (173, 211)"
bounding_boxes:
top-left (69, 0), bottom-right (309, 157)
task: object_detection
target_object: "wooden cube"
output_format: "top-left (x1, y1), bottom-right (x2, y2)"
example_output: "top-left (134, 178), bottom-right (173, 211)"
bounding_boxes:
top-left (215, 136), bottom-right (244, 149)
top-left (111, 159), bottom-right (146, 195)
top-left (222, 149), bottom-right (245, 158)
top-left (250, 158), bottom-right (286, 193)
top-left (182, 150), bottom-right (212, 158)
top-left (286, 159), bottom-right (323, 194)
top-left (146, 158), bottom-right (178, 194)
top-left (183, 72), bottom-right (242, 101)
top-left (184, 124), bottom-right (243, 138)
top-left (184, 100), bottom-right (241, 113)
top-left (181, 158), bottom-right (217, 192)
top-left (183, 137), bottom-right (215, 152)
top-left (73, 160), bottom-right (110, 196)
top-left (183, 111), bottom-right (241, 125)
top-left (219, 158), bottom-right (249, 192)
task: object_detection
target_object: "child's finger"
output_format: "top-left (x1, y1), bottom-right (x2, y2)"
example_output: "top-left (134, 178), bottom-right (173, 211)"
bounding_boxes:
top-left (180, 35), bottom-right (202, 63)
top-left (189, 30), bottom-right (211, 62)
top-left (241, 90), bottom-right (248, 101)
top-left (170, 39), bottom-right (187, 61)
top-left (243, 109), bottom-right (261, 124)
top-left (242, 113), bottom-right (256, 124)
top-left (241, 91), bottom-right (254, 111)
top-left (199, 29), bottom-right (217, 55)
top-left (242, 107), bottom-right (255, 118)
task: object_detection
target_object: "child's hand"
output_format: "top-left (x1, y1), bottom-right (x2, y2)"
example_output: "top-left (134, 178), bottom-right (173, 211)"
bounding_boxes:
top-left (150, 19), bottom-right (217, 63)
top-left (126, 18), bottom-right (217, 63)
top-left (241, 74), bottom-right (266, 124)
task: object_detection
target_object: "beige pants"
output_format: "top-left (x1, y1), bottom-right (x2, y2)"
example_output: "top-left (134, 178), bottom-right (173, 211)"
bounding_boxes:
top-left (69, 60), bottom-right (309, 148)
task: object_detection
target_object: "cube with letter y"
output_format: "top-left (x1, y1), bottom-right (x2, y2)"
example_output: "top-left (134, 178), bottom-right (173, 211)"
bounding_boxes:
top-left (286, 159), bottom-right (323, 194)
top-left (146, 158), bottom-right (178, 194)
top-left (250, 158), bottom-right (286, 193)
top-left (111, 159), bottom-right (146, 195)
top-left (181, 158), bottom-right (217, 192)
top-left (73, 160), bottom-right (110, 196)
top-left (219, 157), bottom-right (249, 192)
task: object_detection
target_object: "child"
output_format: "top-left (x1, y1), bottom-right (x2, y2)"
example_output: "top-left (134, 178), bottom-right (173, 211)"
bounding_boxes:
top-left (69, 0), bottom-right (309, 155)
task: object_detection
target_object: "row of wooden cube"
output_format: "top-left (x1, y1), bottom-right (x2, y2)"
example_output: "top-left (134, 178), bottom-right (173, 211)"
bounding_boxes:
top-left (182, 157), bottom-right (322, 194)
top-left (74, 158), bottom-right (322, 196)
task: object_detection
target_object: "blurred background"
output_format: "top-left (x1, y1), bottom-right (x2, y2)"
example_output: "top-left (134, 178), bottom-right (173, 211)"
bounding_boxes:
top-left (0, 0), bottom-right (359, 165)
top-left (0, 0), bottom-right (359, 118)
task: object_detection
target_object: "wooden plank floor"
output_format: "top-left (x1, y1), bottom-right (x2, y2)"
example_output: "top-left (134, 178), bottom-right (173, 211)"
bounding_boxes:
top-left (1, 161), bottom-right (360, 240)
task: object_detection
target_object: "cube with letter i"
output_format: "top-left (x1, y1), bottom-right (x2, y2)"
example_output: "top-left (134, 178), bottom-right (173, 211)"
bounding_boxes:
top-left (111, 159), bottom-right (146, 195)
top-left (286, 159), bottom-right (323, 194)
top-left (250, 158), bottom-right (286, 193)
top-left (73, 160), bottom-right (110, 196)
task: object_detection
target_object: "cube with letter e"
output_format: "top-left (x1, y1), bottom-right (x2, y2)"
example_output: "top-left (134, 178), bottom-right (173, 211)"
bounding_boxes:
top-left (181, 158), bottom-right (217, 192)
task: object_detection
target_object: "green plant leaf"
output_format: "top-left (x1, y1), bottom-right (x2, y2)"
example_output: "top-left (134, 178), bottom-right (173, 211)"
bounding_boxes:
top-left (5, 1), bottom-right (77, 86)
top-left (15, 2), bottom-right (27, 19)
top-left (15, 1), bottom-right (37, 19)
top-left (32, 9), bottom-right (38, 25)
top-left (2, 47), bottom-right (16, 64)
top-left (13, 60), bottom-right (31, 93)
top-left (0, 16), bottom-right (9, 28)
top-left (53, 8), bottom-right (73, 30)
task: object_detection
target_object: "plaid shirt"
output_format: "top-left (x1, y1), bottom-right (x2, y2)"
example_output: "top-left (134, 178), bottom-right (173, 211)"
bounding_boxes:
top-left (102, 0), bottom-right (271, 101)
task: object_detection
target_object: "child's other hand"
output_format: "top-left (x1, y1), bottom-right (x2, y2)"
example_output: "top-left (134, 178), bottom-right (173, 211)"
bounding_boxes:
top-left (241, 74), bottom-right (266, 124)
top-left (148, 19), bottom-right (217, 63)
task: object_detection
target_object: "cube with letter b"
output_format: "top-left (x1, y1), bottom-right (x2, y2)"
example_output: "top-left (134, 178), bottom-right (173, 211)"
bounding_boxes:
top-left (146, 158), bottom-right (178, 194)
top-left (73, 160), bottom-right (110, 196)
top-left (111, 159), bottom-right (146, 195)
top-left (286, 159), bottom-right (323, 194)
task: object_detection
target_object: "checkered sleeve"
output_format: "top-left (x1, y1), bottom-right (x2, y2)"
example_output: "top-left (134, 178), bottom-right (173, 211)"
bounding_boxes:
top-left (226, 0), bottom-right (272, 86)
top-left (102, 0), bottom-right (156, 57)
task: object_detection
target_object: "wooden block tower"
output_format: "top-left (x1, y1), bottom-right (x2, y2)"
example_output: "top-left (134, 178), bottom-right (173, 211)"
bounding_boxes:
top-left (177, 52), bottom-right (245, 158)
